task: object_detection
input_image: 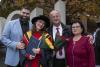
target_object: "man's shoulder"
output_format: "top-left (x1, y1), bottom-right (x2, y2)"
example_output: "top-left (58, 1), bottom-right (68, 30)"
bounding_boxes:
top-left (6, 19), bottom-right (20, 25)
top-left (61, 23), bottom-right (70, 30)
top-left (47, 25), bottom-right (53, 31)
top-left (9, 19), bottom-right (19, 23)
top-left (4, 19), bottom-right (19, 27)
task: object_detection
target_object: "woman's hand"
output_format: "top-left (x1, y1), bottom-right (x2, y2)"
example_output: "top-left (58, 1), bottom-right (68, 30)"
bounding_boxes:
top-left (29, 55), bottom-right (35, 60)
top-left (32, 48), bottom-right (40, 54)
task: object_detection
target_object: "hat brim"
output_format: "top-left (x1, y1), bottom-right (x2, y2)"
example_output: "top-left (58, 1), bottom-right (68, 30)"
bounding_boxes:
top-left (31, 15), bottom-right (50, 28)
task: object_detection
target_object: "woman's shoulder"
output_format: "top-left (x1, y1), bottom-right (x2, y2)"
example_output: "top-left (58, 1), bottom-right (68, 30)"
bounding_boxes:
top-left (80, 36), bottom-right (90, 44)
top-left (26, 30), bottom-right (32, 34)
top-left (24, 30), bottom-right (32, 39)
top-left (82, 36), bottom-right (89, 40)
top-left (43, 31), bottom-right (50, 35)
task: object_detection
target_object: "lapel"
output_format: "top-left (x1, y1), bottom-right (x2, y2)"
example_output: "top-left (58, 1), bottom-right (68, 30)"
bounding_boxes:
top-left (15, 19), bottom-right (32, 40)
top-left (47, 23), bottom-right (69, 44)
top-left (61, 23), bottom-right (71, 37)
top-left (16, 19), bottom-right (23, 39)
top-left (61, 23), bottom-right (66, 36)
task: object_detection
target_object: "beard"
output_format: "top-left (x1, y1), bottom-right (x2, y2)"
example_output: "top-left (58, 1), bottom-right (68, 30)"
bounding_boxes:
top-left (20, 16), bottom-right (30, 23)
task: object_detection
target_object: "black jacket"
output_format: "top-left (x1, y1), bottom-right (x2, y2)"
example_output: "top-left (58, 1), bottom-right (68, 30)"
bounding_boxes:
top-left (46, 23), bottom-right (71, 67)
top-left (94, 29), bottom-right (100, 65)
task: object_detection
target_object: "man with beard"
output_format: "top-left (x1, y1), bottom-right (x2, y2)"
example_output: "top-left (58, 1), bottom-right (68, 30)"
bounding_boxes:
top-left (1, 6), bottom-right (32, 67)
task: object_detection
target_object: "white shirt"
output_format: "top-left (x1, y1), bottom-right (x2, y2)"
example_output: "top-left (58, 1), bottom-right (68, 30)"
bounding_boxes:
top-left (53, 24), bottom-right (65, 59)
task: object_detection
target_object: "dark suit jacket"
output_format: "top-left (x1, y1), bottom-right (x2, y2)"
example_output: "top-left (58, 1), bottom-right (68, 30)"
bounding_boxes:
top-left (46, 23), bottom-right (71, 66)
top-left (94, 29), bottom-right (100, 65)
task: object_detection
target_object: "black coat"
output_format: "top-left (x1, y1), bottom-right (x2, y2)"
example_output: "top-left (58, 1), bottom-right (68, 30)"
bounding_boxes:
top-left (94, 29), bottom-right (100, 65)
top-left (46, 23), bottom-right (71, 67)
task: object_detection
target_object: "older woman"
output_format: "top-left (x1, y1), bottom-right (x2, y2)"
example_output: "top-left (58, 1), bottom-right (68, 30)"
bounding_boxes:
top-left (66, 21), bottom-right (95, 67)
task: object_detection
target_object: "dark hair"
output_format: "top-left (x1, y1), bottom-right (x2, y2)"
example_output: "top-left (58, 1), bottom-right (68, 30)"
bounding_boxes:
top-left (21, 5), bottom-right (30, 11)
top-left (96, 22), bottom-right (100, 28)
top-left (31, 25), bottom-right (46, 34)
top-left (31, 15), bottom-right (50, 34)
top-left (31, 15), bottom-right (50, 26)
top-left (71, 21), bottom-right (86, 35)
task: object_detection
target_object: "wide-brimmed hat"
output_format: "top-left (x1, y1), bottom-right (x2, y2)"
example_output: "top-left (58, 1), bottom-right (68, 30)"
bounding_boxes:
top-left (31, 15), bottom-right (50, 28)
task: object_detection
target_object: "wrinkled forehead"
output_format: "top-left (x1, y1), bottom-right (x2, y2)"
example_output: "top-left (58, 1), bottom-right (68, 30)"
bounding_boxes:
top-left (50, 10), bottom-right (60, 16)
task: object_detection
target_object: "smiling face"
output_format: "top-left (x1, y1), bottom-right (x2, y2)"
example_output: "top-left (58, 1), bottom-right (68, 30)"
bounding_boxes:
top-left (50, 10), bottom-right (61, 26)
top-left (72, 22), bottom-right (83, 35)
top-left (20, 8), bottom-right (30, 22)
top-left (35, 20), bottom-right (45, 31)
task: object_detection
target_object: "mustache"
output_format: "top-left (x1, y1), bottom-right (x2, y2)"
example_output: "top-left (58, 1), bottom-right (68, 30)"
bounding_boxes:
top-left (20, 16), bottom-right (30, 22)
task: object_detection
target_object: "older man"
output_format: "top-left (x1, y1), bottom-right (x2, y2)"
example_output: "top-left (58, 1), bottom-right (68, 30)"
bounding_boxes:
top-left (47, 10), bottom-right (71, 67)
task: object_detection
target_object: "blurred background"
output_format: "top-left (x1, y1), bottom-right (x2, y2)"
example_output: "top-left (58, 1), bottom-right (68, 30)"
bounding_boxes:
top-left (0, 0), bottom-right (100, 66)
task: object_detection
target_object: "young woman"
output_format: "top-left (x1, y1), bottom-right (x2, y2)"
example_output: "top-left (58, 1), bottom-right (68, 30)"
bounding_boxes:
top-left (66, 21), bottom-right (95, 67)
top-left (20, 15), bottom-right (54, 67)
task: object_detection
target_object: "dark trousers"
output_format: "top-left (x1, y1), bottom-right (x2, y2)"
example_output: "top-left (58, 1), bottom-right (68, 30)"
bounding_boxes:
top-left (53, 58), bottom-right (66, 67)
top-left (95, 46), bottom-right (100, 65)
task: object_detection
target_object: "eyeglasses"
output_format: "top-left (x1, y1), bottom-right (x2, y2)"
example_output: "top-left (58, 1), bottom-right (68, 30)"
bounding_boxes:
top-left (72, 26), bottom-right (81, 28)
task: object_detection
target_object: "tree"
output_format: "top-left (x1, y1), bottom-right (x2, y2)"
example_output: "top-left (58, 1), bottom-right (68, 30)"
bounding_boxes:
top-left (66, 0), bottom-right (100, 20)
top-left (66, 0), bottom-right (100, 32)
top-left (0, 0), bottom-right (36, 18)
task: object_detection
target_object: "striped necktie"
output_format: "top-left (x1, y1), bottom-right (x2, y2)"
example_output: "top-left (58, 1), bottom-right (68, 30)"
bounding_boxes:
top-left (56, 28), bottom-right (62, 55)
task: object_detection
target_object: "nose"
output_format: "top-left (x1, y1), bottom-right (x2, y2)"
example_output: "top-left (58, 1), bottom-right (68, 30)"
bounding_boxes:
top-left (40, 23), bottom-right (43, 26)
top-left (23, 13), bottom-right (28, 17)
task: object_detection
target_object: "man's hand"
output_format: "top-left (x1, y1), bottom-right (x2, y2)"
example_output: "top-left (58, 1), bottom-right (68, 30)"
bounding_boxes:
top-left (87, 34), bottom-right (94, 44)
top-left (16, 42), bottom-right (25, 49)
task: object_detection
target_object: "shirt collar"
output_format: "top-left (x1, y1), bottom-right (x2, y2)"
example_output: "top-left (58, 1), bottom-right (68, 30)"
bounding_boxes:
top-left (53, 24), bottom-right (62, 30)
